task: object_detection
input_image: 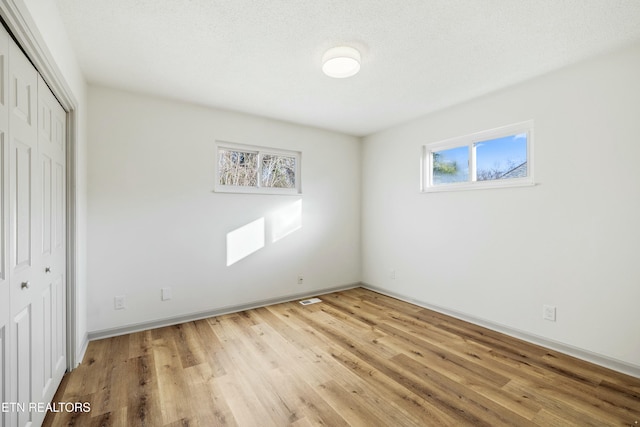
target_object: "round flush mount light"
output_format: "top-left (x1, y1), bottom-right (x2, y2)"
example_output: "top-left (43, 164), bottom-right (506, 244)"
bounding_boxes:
top-left (322, 46), bottom-right (361, 78)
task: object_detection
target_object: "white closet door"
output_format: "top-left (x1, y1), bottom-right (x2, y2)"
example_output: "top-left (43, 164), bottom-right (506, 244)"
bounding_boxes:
top-left (37, 74), bottom-right (66, 405)
top-left (0, 25), bottom-right (68, 427)
top-left (0, 25), bottom-right (11, 427)
top-left (9, 36), bottom-right (42, 427)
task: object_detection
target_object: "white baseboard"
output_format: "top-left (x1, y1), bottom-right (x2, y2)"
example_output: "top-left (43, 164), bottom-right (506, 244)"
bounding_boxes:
top-left (361, 283), bottom-right (640, 379)
top-left (87, 283), bottom-right (359, 341)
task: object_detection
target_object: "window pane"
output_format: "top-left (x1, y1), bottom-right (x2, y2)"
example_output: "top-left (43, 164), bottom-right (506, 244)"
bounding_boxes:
top-left (432, 146), bottom-right (469, 185)
top-left (218, 149), bottom-right (258, 186)
top-left (261, 154), bottom-right (296, 188)
top-left (474, 133), bottom-right (527, 181)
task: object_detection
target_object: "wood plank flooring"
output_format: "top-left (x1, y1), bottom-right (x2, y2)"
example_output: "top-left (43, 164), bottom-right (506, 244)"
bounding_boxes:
top-left (44, 288), bottom-right (640, 426)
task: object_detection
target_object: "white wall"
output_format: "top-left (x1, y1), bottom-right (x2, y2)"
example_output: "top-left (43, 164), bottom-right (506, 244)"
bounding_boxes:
top-left (362, 43), bottom-right (640, 372)
top-left (21, 0), bottom-right (89, 364)
top-left (87, 86), bottom-right (361, 333)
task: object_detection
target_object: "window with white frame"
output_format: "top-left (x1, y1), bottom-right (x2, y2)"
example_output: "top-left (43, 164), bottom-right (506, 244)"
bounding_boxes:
top-left (215, 142), bottom-right (301, 194)
top-left (422, 121), bottom-right (534, 192)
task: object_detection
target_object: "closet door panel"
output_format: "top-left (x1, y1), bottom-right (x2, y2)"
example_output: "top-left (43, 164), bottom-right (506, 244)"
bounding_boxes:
top-left (9, 37), bottom-right (43, 427)
top-left (41, 154), bottom-right (52, 257)
top-left (13, 142), bottom-right (32, 268)
top-left (38, 75), bottom-right (66, 405)
top-left (13, 306), bottom-right (32, 427)
top-left (52, 275), bottom-right (65, 375)
top-left (0, 24), bottom-right (10, 427)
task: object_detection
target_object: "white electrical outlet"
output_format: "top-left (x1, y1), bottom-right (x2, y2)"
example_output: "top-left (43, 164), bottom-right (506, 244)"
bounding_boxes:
top-left (161, 287), bottom-right (172, 301)
top-left (543, 305), bottom-right (556, 321)
top-left (297, 275), bottom-right (304, 285)
top-left (390, 269), bottom-right (396, 279)
top-left (114, 295), bottom-right (126, 310)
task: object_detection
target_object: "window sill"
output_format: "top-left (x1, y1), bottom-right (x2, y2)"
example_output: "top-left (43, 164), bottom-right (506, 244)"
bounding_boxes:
top-left (213, 186), bottom-right (302, 196)
top-left (421, 179), bottom-right (536, 193)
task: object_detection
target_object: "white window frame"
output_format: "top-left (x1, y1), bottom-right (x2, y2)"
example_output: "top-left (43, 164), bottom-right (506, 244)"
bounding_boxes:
top-left (421, 120), bottom-right (535, 192)
top-left (214, 141), bottom-right (302, 195)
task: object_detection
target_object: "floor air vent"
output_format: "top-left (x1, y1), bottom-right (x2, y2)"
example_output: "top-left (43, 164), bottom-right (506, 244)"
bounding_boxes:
top-left (299, 297), bottom-right (322, 306)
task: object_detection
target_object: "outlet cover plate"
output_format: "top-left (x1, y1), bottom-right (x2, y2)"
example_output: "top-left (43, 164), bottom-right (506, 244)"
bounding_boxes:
top-left (543, 305), bottom-right (556, 321)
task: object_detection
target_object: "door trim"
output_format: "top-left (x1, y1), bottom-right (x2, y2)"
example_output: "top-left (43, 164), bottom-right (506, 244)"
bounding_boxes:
top-left (0, 0), bottom-right (82, 369)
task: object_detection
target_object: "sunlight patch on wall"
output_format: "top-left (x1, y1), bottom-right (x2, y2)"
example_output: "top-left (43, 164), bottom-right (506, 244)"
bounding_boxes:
top-left (271, 200), bottom-right (302, 242)
top-left (226, 218), bottom-right (265, 266)
top-left (225, 200), bottom-right (303, 266)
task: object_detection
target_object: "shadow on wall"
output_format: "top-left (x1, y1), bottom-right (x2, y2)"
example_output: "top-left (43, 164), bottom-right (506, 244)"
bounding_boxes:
top-left (226, 200), bottom-right (302, 266)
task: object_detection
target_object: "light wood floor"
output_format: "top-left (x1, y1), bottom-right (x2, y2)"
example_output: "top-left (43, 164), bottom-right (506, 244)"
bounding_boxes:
top-left (44, 288), bottom-right (640, 426)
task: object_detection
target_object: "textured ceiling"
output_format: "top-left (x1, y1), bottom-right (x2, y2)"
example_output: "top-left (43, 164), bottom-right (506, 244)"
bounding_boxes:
top-left (56, 0), bottom-right (640, 136)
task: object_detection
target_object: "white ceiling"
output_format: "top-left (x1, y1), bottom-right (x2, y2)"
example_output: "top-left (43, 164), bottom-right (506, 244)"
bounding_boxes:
top-left (56, 0), bottom-right (640, 137)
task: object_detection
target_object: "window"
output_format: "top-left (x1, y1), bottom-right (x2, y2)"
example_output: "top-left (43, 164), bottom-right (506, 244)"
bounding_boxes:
top-left (422, 121), bottom-right (534, 192)
top-left (215, 142), bottom-right (301, 194)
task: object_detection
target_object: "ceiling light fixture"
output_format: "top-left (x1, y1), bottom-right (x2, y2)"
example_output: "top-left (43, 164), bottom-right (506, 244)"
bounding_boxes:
top-left (322, 46), bottom-right (361, 78)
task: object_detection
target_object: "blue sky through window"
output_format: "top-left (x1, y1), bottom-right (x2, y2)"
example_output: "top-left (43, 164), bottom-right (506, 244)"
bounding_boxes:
top-left (475, 133), bottom-right (527, 173)
top-left (432, 132), bottom-right (527, 185)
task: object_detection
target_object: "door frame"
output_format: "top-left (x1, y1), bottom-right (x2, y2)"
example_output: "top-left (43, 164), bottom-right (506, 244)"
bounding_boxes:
top-left (0, 0), bottom-right (81, 369)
